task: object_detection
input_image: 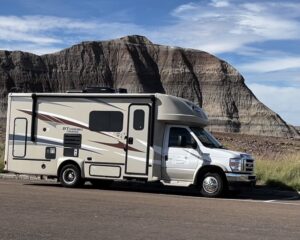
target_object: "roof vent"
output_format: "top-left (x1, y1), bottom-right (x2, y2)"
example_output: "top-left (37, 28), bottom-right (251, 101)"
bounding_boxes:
top-left (117, 88), bottom-right (127, 93)
top-left (84, 87), bottom-right (116, 93)
top-left (66, 90), bottom-right (84, 93)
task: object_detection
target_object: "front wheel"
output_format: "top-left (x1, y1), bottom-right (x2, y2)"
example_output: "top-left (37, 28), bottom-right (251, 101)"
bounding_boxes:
top-left (199, 172), bottom-right (225, 198)
top-left (60, 164), bottom-right (83, 188)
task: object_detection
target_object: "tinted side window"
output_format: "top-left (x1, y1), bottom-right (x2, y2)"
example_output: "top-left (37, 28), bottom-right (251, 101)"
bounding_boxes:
top-left (169, 127), bottom-right (193, 147)
top-left (89, 111), bottom-right (123, 132)
top-left (133, 110), bottom-right (145, 130)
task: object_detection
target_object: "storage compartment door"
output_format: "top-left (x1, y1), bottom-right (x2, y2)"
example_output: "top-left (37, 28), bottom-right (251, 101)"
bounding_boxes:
top-left (13, 118), bottom-right (28, 157)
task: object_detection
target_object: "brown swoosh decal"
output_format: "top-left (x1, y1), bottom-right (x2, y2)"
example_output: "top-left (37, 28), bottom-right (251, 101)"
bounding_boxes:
top-left (19, 109), bottom-right (145, 153)
top-left (19, 109), bottom-right (119, 139)
top-left (92, 141), bottom-right (144, 153)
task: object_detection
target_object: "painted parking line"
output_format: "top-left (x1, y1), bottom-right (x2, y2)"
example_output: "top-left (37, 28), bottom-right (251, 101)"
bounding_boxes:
top-left (155, 192), bottom-right (300, 206)
top-left (264, 196), bottom-right (300, 203)
top-left (200, 196), bottom-right (300, 206)
top-left (263, 201), bottom-right (300, 206)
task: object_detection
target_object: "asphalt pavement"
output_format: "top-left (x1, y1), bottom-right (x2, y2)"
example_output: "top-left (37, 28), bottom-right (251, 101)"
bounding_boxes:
top-left (0, 179), bottom-right (299, 240)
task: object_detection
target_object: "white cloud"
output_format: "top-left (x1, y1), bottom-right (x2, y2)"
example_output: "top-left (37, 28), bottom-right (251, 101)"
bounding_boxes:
top-left (0, 15), bottom-right (97, 32)
top-left (249, 84), bottom-right (300, 126)
top-left (0, 42), bottom-right (62, 55)
top-left (242, 3), bottom-right (265, 12)
top-left (0, 15), bottom-right (100, 44)
top-left (171, 3), bottom-right (198, 16)
top-left (0, 15), bottom-right (144, 54)
top-left (1, 1), bottom-right (300, 55)
top-left (239, 57), bottom-right (300, 73)
top-left (242, 69), bottom-right (300, 89)
top-left (164, 1), bottom-right (300, 54)
top-left (0, 28), bottom-right (60, 44)
top-left (210, 0), bottom-right (230, 8)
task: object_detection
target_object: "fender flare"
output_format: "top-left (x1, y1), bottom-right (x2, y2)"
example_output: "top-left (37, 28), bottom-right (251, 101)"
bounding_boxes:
top-left (57, 158), bottom-right (85, 179)
top-left (193, 163), bottom-right (228, 185)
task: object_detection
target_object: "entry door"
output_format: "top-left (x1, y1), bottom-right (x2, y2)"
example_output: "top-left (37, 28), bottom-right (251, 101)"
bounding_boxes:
top-left (125, 104), bottom-right (150, 175)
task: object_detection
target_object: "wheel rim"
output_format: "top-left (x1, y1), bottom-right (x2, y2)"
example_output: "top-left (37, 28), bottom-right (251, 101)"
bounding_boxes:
top-left (62, 168), bottom-right (77, 185)
top-left (202, 176), bottom-right (219, 194)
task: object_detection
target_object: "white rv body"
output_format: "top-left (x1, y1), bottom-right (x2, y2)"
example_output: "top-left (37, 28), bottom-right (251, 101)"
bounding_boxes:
top-left (4, 92), bottom-right (256, 197)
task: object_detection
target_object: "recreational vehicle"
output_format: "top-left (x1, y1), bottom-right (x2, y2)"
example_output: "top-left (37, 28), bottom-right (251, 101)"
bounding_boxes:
top-left (4, 87), bottom-right (256, 197)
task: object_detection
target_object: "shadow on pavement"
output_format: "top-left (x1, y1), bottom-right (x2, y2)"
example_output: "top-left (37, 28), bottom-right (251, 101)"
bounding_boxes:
top-left (25, 180), bottom-right (300, 202)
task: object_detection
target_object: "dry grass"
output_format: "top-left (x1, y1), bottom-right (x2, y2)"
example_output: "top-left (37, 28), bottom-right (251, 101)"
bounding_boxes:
top-left (256, 153), bottom-right (300, 191)
top-left (214, 132), bottom-right (300, 191)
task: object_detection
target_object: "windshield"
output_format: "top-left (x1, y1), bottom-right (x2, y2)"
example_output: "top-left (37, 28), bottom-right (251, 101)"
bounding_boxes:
top-left (190, 127), bottom-right (223, 149)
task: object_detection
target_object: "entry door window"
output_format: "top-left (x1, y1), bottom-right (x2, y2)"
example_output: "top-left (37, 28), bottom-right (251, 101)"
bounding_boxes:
top-left (133, 110), bottom-right (145, 130)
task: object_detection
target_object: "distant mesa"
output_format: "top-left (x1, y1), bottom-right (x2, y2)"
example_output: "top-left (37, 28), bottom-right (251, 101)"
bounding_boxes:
top-left (0, 35), bottom-right (299, 138)
top-left (119, 35), bottom-right (153, 44)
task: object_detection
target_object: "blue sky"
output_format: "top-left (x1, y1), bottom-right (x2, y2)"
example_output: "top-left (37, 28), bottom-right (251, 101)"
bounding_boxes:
top-left (0, 0), bottom-right (300, 126)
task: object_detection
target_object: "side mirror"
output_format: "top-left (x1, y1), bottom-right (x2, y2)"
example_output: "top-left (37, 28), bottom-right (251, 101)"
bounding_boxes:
top-left (191, 138), bottom-right (198, 149)
top-left (177, 135), bottom-right (187, 147)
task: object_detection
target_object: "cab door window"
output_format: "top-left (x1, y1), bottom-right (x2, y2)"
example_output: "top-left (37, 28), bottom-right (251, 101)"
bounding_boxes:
top-left (168, 127), bottom-right (194, 148)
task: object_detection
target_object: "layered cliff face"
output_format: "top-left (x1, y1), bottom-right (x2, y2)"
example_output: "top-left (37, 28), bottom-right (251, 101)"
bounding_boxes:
top-left (0, 35), bottom-right (298, 137)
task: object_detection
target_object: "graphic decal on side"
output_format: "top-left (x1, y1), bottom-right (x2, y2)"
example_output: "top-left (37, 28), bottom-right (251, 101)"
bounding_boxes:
top-left (17, 109), bottom-right (145, 154)
top-left (18, 109), bottom-right (119, 140)
top-left (91, 141), bottom-right (144, 153)
top-left (9, 134), bottom-right (103, 155)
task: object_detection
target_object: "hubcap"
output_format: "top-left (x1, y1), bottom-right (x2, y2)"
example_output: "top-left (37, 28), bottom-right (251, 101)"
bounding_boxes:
top-left (202, 176), bottom-right (219, 194)
top-left (63, 168), bottom-right (77, 184)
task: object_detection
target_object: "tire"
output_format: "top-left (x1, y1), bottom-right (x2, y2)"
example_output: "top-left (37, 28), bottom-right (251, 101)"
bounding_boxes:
top-left (199, 172), bottom-right (225, 198)
top-left (90, 179), bottom-right (113, 189)
top-left (59, 164), bottom-right (83, 188)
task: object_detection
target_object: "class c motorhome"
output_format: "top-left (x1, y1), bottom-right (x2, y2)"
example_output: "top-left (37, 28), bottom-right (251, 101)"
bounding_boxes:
top-left (4, 87), bottom-right (256, 197)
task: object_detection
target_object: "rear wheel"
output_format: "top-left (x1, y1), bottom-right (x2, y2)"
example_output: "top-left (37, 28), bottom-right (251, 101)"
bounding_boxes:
top-left (199, 172), bottom-right (225, 198)
top-left (60, 164), bottom-right (83, 188)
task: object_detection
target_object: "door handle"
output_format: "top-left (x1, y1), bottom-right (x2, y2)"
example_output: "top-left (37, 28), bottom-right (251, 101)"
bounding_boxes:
top-left (128, 137), bottom-right (133, 144)
top-left (164, 155), bottom-right (168, 161)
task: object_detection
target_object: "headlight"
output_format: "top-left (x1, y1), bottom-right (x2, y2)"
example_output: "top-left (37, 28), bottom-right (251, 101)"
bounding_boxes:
top-left (229, 158), bottom-right (242, 171)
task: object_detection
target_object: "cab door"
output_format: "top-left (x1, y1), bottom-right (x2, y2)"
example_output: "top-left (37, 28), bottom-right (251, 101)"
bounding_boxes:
top-left (162, 126), bottom-right (200, 181)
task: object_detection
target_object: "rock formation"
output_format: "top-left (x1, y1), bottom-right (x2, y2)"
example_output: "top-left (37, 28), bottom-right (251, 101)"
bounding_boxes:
top-left (0, 35), bottom-right (298, 137)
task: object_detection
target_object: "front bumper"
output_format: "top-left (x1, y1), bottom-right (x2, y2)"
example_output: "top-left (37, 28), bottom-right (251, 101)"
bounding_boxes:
top-left (226, 173), bottom-right (256, 189)
top-left (226, 173), bottom-right (256, 183)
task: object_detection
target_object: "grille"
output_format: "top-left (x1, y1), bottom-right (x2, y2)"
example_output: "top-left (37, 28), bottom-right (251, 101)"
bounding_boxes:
top-left (243, 159), bottom-right (254, 172)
